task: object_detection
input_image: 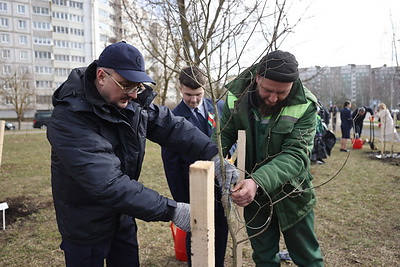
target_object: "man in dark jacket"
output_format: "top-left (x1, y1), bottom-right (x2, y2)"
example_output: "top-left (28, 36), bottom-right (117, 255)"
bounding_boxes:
top-left (217, 50), bottom-right (324, 266)
top-left (161, 66), bottom-right (227, 266)
top-left (340, 101), bottom-right (352, 152)
top-left (352, 106), bottom-right (374, 138)
top-left (47, 42), bottom-right (237, 267)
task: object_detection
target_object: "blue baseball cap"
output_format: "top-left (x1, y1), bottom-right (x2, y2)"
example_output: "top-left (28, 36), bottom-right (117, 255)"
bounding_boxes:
top-left (97, 41), bottom-right (156, 85)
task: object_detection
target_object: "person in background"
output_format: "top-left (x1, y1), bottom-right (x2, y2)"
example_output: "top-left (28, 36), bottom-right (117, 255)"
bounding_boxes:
top-left (351, 106), bottom-right (374, 138)
top-left (217, 50), bottom-right (324, 266)
top-left (329, 104), bottom-right (338, 132)
top-left (318, 104), bottom-right (330, 127)
top-left (47, 41), bottom-right (237, 267)
top-left (376, 102), bottom-right (400, 142)
top-left (161, 66), bottom-right (228, 267)
top-left (340, 101), bottom-right (352, 152)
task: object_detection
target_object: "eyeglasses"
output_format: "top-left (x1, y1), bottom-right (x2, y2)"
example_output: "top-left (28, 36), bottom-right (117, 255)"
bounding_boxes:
top-left (102, 69), bottom-right (146, 94)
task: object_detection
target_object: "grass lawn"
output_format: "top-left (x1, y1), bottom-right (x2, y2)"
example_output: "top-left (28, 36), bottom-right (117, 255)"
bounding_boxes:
top-left (0, 131), bottom-right (399, 266)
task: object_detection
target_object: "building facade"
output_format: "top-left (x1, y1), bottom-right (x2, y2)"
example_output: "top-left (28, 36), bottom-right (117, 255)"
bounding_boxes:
top-left (300, 64), bottom-right (400, 111)
top-left (0, 0), bottom-right (123, 118)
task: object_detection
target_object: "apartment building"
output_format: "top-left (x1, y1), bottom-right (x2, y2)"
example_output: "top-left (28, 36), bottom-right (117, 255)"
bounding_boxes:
top-left (300, 64), bottom-right (399, 110)
top-left (0, 0), bottom-right (123, 117)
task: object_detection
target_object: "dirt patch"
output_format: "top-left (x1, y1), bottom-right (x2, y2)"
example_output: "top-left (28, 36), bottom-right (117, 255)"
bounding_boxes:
top-left (2, 196), bottom-right (53, 226)
top-left (367, 152), bottom-right (400, 166)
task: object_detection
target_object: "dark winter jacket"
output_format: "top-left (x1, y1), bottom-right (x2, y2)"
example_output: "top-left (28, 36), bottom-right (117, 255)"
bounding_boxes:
top-left (47, 61), bottom-right (217, 245)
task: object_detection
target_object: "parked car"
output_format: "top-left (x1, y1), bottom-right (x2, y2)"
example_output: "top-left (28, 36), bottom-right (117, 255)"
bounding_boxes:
top-left (4, 121), bottom-right (16, 130)
top-left (33, 110), bottom-right (52, 129)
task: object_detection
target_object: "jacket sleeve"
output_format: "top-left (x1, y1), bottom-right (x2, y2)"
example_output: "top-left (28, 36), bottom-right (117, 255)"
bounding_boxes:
top-left (146, 104), bottom-right (218, 160)
top-left (252, 103), bottom-right (317, 193)
top-left (47, 106), bottom-right (176, 222)
top-left (161, 147), bottom-right (191, 203)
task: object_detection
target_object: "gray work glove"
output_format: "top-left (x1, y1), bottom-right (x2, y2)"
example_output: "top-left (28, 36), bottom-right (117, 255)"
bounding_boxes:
top-left (172, 202), bottom-right (190, 232)
top-left (213, 155), bottom-right (239, 192)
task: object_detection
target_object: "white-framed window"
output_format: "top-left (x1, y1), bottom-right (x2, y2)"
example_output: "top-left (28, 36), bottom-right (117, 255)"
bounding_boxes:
top-left (52, 0), bottom-right (67, 6)
top-left (17, 4), bottom-right (26, 14)
top-left (34, 36), bottom-right (52, 45)
top-left (54, 54), bottom-right (69, 61)
top-left (54, 68), bottom-right (71, 76)
top-left (20, 50), bottom-right (28, 60)
top-left (33, 6), bottom-right (49, 15)
top-left (0, 17), bottom-right (9, 27)
top-left (71, 55), bottom-right (85, 62)
top-left (70, 14), bottom-right (83, 22)
top-left (69, 1), bottom-right (83, 9)
top-left (36, 80), bottom-right (52, 88)
top-left (18, 66), bottom-right (30, 74)
top-left (19, 35), bottom-right (28, 45)
top-left (33, 21), bottom-right (51, 30)
top-left (1, 49), bottom-right (10, 58)
top-left (1, 33), bottom-right (10, 43)
top-left (35, 51), bottom-right (51, 59)
top-left (52, 11), bottom-right (69, 20)
top-left (0, 2), bottom-right (8, 12)
top-left (53, 25), bottom-right (69, 34)
top-left (18, 20), bottom-right (27, 30)
top-left (2, 65), bottom-right (12, 74)
top-left (35, 66), bottom-right (53, 74)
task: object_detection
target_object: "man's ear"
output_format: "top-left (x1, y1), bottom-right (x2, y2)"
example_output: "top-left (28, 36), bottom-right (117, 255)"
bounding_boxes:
top-left (97, 68), bottom-right (106, 86)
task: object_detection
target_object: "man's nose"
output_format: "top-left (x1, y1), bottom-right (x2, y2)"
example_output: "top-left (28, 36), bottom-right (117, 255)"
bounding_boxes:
top-left (268, 94), bottom-right (278, 103)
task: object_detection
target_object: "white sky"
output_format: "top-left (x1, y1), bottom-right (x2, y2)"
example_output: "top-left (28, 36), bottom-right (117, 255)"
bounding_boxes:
top-left (280, 0), bottom-right (400, 68)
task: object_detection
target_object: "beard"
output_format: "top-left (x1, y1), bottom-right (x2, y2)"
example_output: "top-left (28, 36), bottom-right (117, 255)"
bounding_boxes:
top-left (253, 90), bottom-right (288, 117)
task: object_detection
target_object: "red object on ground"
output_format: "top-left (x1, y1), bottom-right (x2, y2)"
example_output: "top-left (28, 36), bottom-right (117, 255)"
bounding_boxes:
top-left (352, 138), bottom-right (363, 149)
top-left (170, 223), bottom-right (188, 262)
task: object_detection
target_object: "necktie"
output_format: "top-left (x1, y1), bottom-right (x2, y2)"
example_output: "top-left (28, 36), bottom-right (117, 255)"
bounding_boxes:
top-left (194, 107), bottom-right (207, 133)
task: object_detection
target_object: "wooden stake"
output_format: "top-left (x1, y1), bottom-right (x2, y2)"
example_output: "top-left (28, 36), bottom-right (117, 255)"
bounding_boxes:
top-left (190, 161), bottom-right (215, 267)
top-left (0, 120), bottom-right (5, 167)
top-left (235, 130), bottom-right (246, 266)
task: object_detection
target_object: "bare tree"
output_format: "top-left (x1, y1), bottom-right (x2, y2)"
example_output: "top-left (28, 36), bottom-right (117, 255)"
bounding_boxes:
top-left (0, 66), bottom-right (35, 130)
top-left (120, 0), bottom-right (310, 265)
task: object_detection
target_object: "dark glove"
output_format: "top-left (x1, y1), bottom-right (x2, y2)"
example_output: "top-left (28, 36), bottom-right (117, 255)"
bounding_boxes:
top-left (213, 155), bottom-right (239, 192)
top-left (172, 202), bottom-right (190, 232)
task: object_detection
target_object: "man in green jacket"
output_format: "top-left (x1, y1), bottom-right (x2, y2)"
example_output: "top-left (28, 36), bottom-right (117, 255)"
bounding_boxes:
top-left (219, 50), bottom-right (324, 266)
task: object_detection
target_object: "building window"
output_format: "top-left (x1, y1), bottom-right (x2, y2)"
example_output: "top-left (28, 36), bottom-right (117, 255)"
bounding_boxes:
top-left (18, 66), bottom-right (30, 74)
top-left (36, 80), bottom-right (53, 88)
top-left (19, 35), bottom-right (28, 45)
top-left (55, 68), bottom-right (72, 76)
top-left (54, 54), bottom-right (70, 61)
top-left (52, 11), bottom-right (69, 20)
top-left (1, 17), bottom-right (9, 27)
top-left (0, 2), bottom-right (8, 12)
top-left (17, 4), bottom-right (26, 14)
top-left (71, 56), bottom-right (85, 62)
top-left (20, 50), bottom-right (28, 60)
top-left (1, 33), bottom-right (10, 43)
top-left (36, 95), bottom-right (52, 104)
top-left (2, 65), bottom-right (12, 74)
top-left (53, 25), bottom-right (69, 34)
top-left (1, 49), bottom-right (10, 58)
top-left (34, 36), bottom-right (52, 45)
top-left (35, 51), bottom-right (52, 59)
top-left (35, 66), bottom-right (53, 74)
top-left (52, 0), bottom-right (67, 6)
top-left (33, 6), bottom-right (49, 15)
top-left (33, 21), bottom-right (51, 30)
top-left (18, 20), bottom-right (27, 30)
top-left (69, 1), bottom-right (83, 9)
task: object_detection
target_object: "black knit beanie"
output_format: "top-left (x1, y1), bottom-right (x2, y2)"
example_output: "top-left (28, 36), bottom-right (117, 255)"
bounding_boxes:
top-left (257, 50), bottom-right (299, 82)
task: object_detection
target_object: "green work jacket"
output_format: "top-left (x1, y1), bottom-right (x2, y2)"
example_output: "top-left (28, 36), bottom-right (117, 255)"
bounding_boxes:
top-left (219, 66), bottom-right (318, 231)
